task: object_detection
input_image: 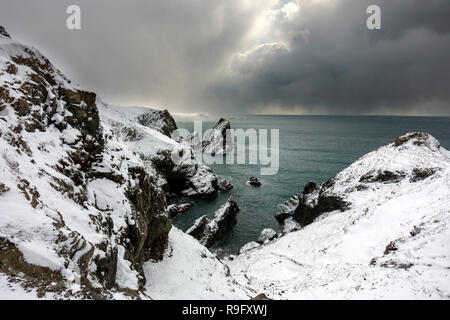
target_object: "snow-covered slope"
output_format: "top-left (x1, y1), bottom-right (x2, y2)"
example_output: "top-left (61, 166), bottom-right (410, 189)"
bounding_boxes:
top-left (0, 27), bottom-right (232, 299)
top-left (229, 132), bottom-right (450, 299)
top-left (143, 228), bottom-right (248, 299)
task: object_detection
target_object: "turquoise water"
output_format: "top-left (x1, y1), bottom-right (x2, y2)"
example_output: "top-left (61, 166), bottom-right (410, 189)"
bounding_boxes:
top-left (174, 115), bottom-right (450, 254)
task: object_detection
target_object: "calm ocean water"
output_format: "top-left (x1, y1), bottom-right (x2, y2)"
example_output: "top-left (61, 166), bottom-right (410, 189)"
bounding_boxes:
top-left (175, 115), bottom-right (450, 255)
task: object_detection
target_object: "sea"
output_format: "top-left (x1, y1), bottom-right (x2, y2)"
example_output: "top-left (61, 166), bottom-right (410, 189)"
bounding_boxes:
top-left (174, 115), bottom-right (450, 255)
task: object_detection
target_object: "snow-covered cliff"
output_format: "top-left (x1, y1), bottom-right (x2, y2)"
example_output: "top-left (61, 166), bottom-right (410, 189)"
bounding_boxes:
top-left (230, 132), bottom-right (450, 299)
top-left (0, 27), bottom-right (226, 299)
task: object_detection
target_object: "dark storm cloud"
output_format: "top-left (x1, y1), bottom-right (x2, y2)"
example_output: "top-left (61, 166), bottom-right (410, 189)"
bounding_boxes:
top-left (211, 0), bottom-right (450, 115)
top-left (0, 0), bottom-right (449, 115)
top-left (0, 0), bottom-right (260, 111)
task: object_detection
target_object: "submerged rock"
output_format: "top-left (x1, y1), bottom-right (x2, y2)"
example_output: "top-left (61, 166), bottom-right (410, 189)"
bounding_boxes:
top-left (186, 196), bottom-right (240, 247)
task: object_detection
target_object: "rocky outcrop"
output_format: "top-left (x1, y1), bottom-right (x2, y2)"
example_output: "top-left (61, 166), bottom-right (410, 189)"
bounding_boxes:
top-left (136, 109), bottom-right (177, 137)
top-left (186, 196), bottom-right (240, 247)
top-left (150, 149), bottom-right (219, 199)
top-left (275, 132), bottom-right (444, 233)
top-left (166, 202), bottom-right (194, 218)
top-left (257, 228), bottom-right (278, 244)
top-left (274, 192), bottom-right (301, 223)
top-left (202, 118), bottom-right (233, 155)
top-left (275, 179), bottom-right (350, 228)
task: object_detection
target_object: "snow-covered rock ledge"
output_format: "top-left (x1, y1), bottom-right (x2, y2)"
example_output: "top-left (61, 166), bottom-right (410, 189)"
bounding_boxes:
top-left (230, 132), bottom-right (450, 299)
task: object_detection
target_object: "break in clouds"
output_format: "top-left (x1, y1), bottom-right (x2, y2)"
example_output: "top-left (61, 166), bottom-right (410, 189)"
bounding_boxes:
top-left (1, 0), bottom-right (449, 116)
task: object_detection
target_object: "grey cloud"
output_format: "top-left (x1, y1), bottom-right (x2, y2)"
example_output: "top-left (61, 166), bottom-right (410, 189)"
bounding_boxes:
top-left (1, 0), bottom-right (449, 116)
top-left (210, 0), bottom-right (450, 115)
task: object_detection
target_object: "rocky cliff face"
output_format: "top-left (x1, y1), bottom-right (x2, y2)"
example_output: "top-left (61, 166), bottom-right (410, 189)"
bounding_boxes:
top-left (97, 104), bottom-right (220, 199)
top-left (0, 27), bottom-right (175, 298)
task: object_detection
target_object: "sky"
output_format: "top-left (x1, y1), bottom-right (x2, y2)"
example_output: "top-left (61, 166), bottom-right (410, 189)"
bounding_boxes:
top-left (1, 0), bottom-right (449, 116)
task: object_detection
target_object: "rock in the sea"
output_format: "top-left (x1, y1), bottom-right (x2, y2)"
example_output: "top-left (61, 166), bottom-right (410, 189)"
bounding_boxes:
top-left (166, 202), bottom-right (194, 218)
top-left (217, 176), bottom-right (233, 191)
top-left (257, 228), bottom-right (278, 244)
top-left (247, 176), bottom-right (262, 187)
top-left (202, 118), bottom-right (233, 155)
top-left (186, 196), bottom-right (240, 247)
